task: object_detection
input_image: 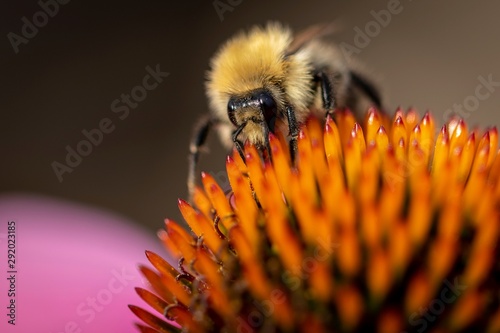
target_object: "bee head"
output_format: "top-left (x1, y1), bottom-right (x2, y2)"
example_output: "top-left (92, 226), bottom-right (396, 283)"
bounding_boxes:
top-left (227, 88), bottom-right (278, 132)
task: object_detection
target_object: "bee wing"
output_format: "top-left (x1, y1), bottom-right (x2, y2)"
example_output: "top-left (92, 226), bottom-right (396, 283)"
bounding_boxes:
top-left (286, 21), bottom-right (343, 55)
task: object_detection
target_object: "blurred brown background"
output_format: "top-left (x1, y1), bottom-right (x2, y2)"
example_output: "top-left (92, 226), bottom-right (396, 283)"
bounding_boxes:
top-left (2, 0), bottom-right (500, 231)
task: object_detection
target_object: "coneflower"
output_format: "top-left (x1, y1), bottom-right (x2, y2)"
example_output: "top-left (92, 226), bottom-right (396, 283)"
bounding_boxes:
top-left (129, 108), bottom-right (500, 333)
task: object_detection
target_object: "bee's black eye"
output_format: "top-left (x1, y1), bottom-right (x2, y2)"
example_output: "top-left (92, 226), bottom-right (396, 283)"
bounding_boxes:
top-left (227, 90), bottom-right (277, 130)
top-left (257, 91), bottom-right (277, 128)
top-left (227, 97), bottom-right (238, 126)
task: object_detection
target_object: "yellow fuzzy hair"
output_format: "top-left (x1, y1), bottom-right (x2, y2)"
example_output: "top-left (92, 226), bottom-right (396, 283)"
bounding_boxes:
top-left (205, 23), bottom-right (315, 125)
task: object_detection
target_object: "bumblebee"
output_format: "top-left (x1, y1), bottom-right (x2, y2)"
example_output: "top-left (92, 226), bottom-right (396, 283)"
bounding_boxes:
top-left (188, 22), bottom-right (383, 199)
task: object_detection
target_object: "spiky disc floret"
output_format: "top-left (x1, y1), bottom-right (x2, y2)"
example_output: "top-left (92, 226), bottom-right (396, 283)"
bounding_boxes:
top-left (131, 108), bottom-right (500, 333)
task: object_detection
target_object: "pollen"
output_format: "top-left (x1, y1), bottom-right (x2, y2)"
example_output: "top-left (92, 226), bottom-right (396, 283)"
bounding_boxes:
top-left (130, 108), bottom-right (500, 333)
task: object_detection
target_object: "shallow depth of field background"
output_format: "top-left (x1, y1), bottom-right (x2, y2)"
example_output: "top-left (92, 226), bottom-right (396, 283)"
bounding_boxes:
top-left (2, 0), bottom-right (500, 230)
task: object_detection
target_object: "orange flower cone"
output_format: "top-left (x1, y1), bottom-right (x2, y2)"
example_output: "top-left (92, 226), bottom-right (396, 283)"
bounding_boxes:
top-left (130, 108), bottom-right (500, 333)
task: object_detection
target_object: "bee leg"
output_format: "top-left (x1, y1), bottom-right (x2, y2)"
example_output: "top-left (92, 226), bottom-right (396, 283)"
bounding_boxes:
top-left (232, 123), bottom-right (246, 162)
top-left (286, 105), bottom-right (299, 162)
top-left (350, 71), bottom-right (382, 109)
top-left (314, 71), bottom-right (335, 115)
top-left (188, 115), bottom-right (214, 202)
top-left (232, 122), bottom-right (263, 207)
top-left (262, 122), bottom-right (272, 162)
